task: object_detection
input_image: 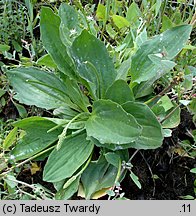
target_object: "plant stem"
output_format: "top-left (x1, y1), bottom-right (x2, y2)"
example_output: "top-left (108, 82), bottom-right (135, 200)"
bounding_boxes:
top-left (140, 151), bottom-right (156, 197)
top-left (190, 10), bottom-right (196, 26)
top-left (6, 176), bottom-right (36, 190)
top-left (56, 112), bottom-right (89, 150)
top-left (120, 149), bottom-right (139, 177)
top-left (114, 159), bottom-right (122, 184)
top-left (75, 0), bottom-right (91, 32)
top-left (160, 104), bottom-right (181, 124)
top-left (145, 83), bottom-right (173, 105)
top-left (18, 188), bottom-right (42, 200)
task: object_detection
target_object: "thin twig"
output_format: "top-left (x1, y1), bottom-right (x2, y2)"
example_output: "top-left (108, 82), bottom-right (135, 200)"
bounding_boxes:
top-left (18, 188), bottom-right (42, 200)
top-left (120, 149), bottom-right (139, 177)
top-left (145, 83), bottom-right (173, 105)
top-left (140, 151), bottom-right (156, 197)
top-left (6, 177), bottom-right (35, 190)
top-left (160, 104), bottom-right (181, 124)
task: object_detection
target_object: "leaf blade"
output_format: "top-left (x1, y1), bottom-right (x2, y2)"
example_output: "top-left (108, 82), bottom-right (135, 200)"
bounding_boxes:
top-left (105, 80), bottom-right (134, 104)
top-left (7, 67), bottom-right (76, 110)
top-left (71, 30), bottom-right (117, 98)
top-left (122, 102), bottom-right (163, 149)
top-left (86, 100), bottom-right (142, 145)
top-left (40, 7), bottom-right (76, 79)
top-left (130, 25), bottom-right (192, 84)
top-left (3, 127), bottom-right (18, 150)
top-left (11, 117), bottom-right (62, 161)
top-left (43, 133), bottom-right (94, 182)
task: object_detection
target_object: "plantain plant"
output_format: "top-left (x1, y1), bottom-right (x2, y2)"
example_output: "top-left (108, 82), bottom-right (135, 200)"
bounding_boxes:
top-left (4, 3), bottom-right (192, 199)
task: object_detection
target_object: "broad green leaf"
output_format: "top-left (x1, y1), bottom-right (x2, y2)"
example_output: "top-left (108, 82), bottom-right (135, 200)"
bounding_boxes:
top-left (115, 44), bottom-right (127, 52)
top-left (116, 149), bottom-right (129, 163)
top-left (133, 58), bottom-right (176, 98)
top-left (4, 175), bottom-right (18, 189)
top-left (86, 100), bottom-right (142, 145)
top-left (36, 54), bottom-right (57, 68)
top-left (59, 3), bottom-right (79, 31)
top-left (43, 117), bottom-right (85, 131)
top-left (0, 97), bottom-right (6, 112)
top-left (3, 127), bottom-right (18, 150)
top-left (105, 152), bottom-right (120, 168)
top-left (162, 105), bottom-right (181, 128)
top-left (161, 15), bottom-right (174, 32)
top-left (11, 117), bottom-right (62, 161)
top-left (130, 172), bottom-right (141, 189)
top-left (157, 95), bottom-right (174, 112)
top-left (81, 156), bottom-right (117, 199)
top-left (53, 105), bottom-right (79, 120)
top-left (53, 179), bottom-right (65, 191)
top-left (7, 67), bottom-right (75, 110)
top-left (89, 136), bottom-right (132, 151)
top-left (43, 133), bottom-right (94, 182)
top-left (172, 9), bottom-right (182, 25)
top-left (116, 57), bottom-right (131, 80)
top-left (13, 102), bottom-right (27, 118)
top-left (12, 41), bottom-right (22, 52)
top-left (123, 30), bottom-right (134, 49)
top-left (112, 15), bottom-right (130, 29)
top-left (183, 67), bottom-right (194, 90)
top-left (91, 101), bottom-right (163, 149)
top-left (126, 2), bottom-right (141, 24)
top-left (0, 89), bottom-right (5, 98)
top-left (59, 3), bottom-right (81, 47)
top-left (62, 77), bottom-right (89, 112)
top-left (132, 81), bottom-right (154, 99)
top-left (130, 25), bottom-right (192, 84)
top-left (76, 59), bottom-right (100, 100)
top-left (183, 73), bottom-right (193, 90)
top-left (179, 100), bottom-right (191, 106)
top-left (135, 28), bottom-right (148, 47)
top-left (190, 168), bottom-right (196, 174)
top-left (71, 30), bottom-right (117, 98)
top-left (40, 7), bottom-right (77, 79)
top-left (163, 129), bottom-right (172, 137)
top-left (55, 176), bottom-right (80, 200)
top-left (96, 4), bottom-right (106, 21)
top-left (105, 80), bottom-right (134, 104)
top-left (155, 104), bottom-right (167, 116)
top-left (94, 150), bottom-right (128, 173)
top-left (0, 44), bottom-right (10, 53)
top-left (179, 195), bottom-right (195, 200)
top-left (106, 189), bottom-right (115, 197)
top-left (122, 102), bottom-right (163, 149)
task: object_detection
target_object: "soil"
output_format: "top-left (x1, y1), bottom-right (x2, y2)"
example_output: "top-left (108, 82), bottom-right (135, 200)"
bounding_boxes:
top-left (121, 109), bottom-right (196, 200)
top-left (122, 149), bottom-right (195, 200)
